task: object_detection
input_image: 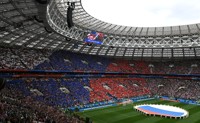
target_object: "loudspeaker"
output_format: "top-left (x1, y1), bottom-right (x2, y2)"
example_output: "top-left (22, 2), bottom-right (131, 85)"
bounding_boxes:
top-left (0, 27), bottom-right (6, 31)
top-left (35, 0), bottom-right (48, 4)
top-left (13, 22), bottom-right (23, 28)
top-left (67, 7), bottom-right (74, 28)
top-left (34, 15), bottom-right (43, 23)
top-left (0, 78), bottom-right (5, 91)
top-left (44, 27), bottom-right (52, 33)
top-left (66, 37), bottom-right (71, 41)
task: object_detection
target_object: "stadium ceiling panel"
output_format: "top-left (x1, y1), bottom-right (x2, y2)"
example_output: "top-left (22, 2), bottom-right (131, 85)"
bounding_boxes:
top-left (0, 0), bottom-right (200, 59)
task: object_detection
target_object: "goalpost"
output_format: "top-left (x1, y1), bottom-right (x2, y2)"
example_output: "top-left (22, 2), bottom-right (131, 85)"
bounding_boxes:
top-left (122, 99), bottom-right (133, 106)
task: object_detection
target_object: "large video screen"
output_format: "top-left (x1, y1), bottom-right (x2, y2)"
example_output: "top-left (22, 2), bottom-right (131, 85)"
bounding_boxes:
top-left (84, 31), bottom-right (104, 45)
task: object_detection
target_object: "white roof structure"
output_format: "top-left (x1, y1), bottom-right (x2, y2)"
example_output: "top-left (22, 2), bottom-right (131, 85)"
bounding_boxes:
top-left (1, 0), bottom-right (200, 59)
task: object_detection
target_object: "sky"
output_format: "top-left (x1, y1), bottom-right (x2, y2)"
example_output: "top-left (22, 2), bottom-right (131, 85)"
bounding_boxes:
top-left (81, 0), bottom-right (200, 27)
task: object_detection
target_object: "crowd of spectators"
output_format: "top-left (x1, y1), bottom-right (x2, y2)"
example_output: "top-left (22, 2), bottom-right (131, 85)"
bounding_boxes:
top-left (0, 80), bottom-right (84, 123)
top-left (2, 77), bottom-right (150, 107)
top-left (13, 48), bottom-right (51, 70)
top-left (0, 47), bottom-right (25, 69)
top-left (1, 47), bottom-right (200, 74)
top-left (0, 47), bottom-right (51, 70)
top-left (44, 50), bottom-right (110, 72)
top-left (3, 78), bottom-right (90, 108)
top-left (90, 78), bottom-right (150, 102)
top-left (1, 47), bottom-right (200, 122)
top-left (147, 79), bottom-right (200, 100)
top-left (106, 60), bottom-right (200, 74)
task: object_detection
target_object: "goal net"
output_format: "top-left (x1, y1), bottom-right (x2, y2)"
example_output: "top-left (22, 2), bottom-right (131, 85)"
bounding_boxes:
top-left (122, 99), bottom-right (133, 106)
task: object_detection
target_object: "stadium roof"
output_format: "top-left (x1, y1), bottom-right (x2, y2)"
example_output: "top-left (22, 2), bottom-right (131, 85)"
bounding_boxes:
top-left (0, 0), bottom-right (200, 59)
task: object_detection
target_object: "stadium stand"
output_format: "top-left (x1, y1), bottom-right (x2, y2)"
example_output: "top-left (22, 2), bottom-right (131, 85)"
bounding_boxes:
top-left (0, 80), bottom-right (84, 123)
top-left (1, 47), bottom-right (200, 74)
top-left (147, 79), bottom-right (200, 100)
top-left (1, 47), bottom-right (200, 122)
top-left (89, 78), bottom-right (150, 102)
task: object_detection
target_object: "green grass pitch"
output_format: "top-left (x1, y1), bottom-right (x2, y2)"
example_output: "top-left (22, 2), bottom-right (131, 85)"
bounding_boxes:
top-left (77, 99), bottom-right (200, 123)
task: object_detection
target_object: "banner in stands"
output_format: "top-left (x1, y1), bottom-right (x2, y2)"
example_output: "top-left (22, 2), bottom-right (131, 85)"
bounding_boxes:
top-left (79, 104), bottom-right (117, 111)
